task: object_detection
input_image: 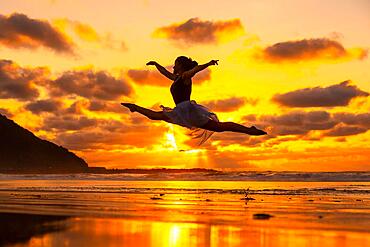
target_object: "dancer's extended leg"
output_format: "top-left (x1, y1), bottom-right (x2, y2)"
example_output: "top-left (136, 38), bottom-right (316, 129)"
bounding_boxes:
top-left (121, 103), bottom-right (170, 122)
top-left (202, 120), bottom-right (266, 135)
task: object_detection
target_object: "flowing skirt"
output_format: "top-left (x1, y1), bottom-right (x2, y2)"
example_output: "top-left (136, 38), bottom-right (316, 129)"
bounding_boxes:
top-left (161, 100), bottom-right (219, 145)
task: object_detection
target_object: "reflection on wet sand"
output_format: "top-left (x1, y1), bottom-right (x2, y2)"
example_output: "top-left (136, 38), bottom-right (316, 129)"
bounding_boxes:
top-left (6, 216), bottom-right (369, 247)
top-left (1, 181), bottom-right (369, 247)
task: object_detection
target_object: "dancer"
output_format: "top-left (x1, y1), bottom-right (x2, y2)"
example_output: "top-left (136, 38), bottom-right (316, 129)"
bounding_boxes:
top-left (122, 56), bottom-right (266, 144)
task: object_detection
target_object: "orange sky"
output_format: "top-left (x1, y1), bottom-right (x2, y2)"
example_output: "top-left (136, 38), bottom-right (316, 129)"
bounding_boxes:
top-left (0, 0), bottom-right (369, 171)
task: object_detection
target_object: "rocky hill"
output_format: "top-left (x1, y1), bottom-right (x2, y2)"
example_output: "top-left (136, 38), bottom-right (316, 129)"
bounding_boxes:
top-left (0, 114), bottom-right (88, 173)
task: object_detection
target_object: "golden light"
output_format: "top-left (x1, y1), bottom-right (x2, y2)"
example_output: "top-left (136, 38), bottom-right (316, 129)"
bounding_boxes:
top-left (164, 130), bottom-right (178, 150)
top-left (169, 225), bottom-right (181, 246)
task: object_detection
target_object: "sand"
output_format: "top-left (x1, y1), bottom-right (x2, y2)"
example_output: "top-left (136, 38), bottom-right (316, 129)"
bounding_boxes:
top-left (0, 178), bottom-right (369, 247)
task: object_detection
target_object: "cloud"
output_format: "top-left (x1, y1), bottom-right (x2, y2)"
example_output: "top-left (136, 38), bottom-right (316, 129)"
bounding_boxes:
top-left (49, 70), bottom-right (133, 100)
top-left (242, 110), bottom-right (370, 140)
top-left (127, 69), bottom-right (170, 87)
top-left (0, 13), bottom-right (74, 54)
top-left (0, 59), bottom-right (46, 100)
top-left (333, 112), bottom-right (370, 128)
top-left (0, 59), bottom-right (132, 110)
top-left (27, 98), bottom-right (91, 115)
top-left (53, 118), bottom-right (168, 150)
top-left (259, 38), bottom-right (367, 62)
top-left (53, 18), bottom-right (100, 42)
top-left (153, 18), bottom-right (244, 46)
top-left (207, 147), bottom-right (370, 171)
top-left (53, 18), bottom-right (128, 51)
top-left (42, 115), bottom-right (98, 131)
top-left (272, 81), bottom-right (369, 107)
top-left (25, 99), bottom-right (62, 114)
top-left (88, 100), bottom-right (126, 113)
top-left (127, 67), bottom-right (211, 86)
top-left (32, 104), bottom-right (168, 150)
top-left (323, 124), bottom-right (368, 137)
top-left (0, 108), bottom-right (13, 117)
top-left (244, 110), bottom-right (338, 136)
top-left (55, 128), bottom-right (165, 150)
top-left (201, 97), bottom-right (256, 112)
top-left (63, 100), bottom-right (87, 114)
top-left (192, 68), bottom-right (212, 84)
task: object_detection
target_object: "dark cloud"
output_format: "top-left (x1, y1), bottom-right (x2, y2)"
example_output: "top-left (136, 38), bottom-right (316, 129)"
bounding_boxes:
top-left (245, 110), bottom-right (338, 136)
top-left (324, 124), bottom-right (368, 137)
top-left (259, 111), bottom-right (332, 126)
top-left (201, 97), bottom-right (254, 112)
top-left (0, 13), bottom-right (74, 54)
top-left (128, 67), bottom-right (210, 86)
top-left (272, 81), bottom-right (369, 107)
top-left (25, 99), bottom-right (62, 114)
top-left (63, 100), bottom-right (86, 114)
top-left (153, 18), bottom-right (244, 45)
top-left (88, 100), bottom-right (125, 113)
top-left (36, 109), bottom-right (168, 150)
top-left (50, 70), bottom-right (133, 100)
top-left (0, 59), bottom-right (43, 100)
top-left (304, 111), bottom-right (331, 122)
top-left (127, 69), bottom-right (169, 87)
top-left (333, 112), bottom-right (370, 128)
top-left (42, 115), bottom-right (98, 131)
top-left (261, 38), bottom-right (367, 62)
top-left (242, 110), bottom-right (370, 141)
top-left (26, 98), bottom-right (92, 116)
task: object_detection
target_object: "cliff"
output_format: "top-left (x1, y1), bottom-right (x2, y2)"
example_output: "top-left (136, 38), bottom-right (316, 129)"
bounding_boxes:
top-left (0, 114), bottom-right (88, 173)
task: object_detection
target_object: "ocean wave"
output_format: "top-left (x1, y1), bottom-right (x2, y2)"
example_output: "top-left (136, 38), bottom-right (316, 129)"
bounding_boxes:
top-left (0, 171), bottom-right (369, 182)
top-left (1, 186), bottom-right (369, 195)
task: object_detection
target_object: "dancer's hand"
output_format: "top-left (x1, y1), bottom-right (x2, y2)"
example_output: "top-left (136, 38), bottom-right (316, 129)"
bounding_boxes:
top-left (146, 61), bottom-right (157, 66)
top-left (208, 60), bottom-right (219, 66)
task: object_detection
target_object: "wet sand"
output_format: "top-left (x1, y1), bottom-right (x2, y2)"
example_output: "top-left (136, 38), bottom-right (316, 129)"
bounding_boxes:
top-left (0, 180), bottom-right (369, 247)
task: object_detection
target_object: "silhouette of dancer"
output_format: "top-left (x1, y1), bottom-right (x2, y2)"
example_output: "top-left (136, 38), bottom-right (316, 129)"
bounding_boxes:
top-left (122, 56), bottom-right (266, 144)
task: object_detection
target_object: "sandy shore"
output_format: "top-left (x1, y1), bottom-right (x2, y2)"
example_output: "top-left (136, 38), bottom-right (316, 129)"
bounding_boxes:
top-left (0, 179), bottom-right (369, 246)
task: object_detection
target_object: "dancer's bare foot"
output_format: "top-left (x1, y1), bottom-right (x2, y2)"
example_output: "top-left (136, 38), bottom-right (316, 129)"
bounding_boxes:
top-left (121, 103), bottom-right (137, 112)
top-left (248, 126), bottom-right (267, 135)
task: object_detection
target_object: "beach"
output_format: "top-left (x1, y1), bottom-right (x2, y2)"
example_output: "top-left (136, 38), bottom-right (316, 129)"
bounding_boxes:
top-left (0, 174), bottom-right (369, 247)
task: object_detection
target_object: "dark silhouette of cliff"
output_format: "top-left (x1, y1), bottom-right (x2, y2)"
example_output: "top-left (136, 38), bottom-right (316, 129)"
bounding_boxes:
top-left (0, 114), bottom-right (88, 173)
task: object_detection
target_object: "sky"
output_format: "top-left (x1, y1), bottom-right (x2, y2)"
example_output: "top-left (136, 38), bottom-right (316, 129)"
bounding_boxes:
top-left (0, 0), bottom-right (369, 171)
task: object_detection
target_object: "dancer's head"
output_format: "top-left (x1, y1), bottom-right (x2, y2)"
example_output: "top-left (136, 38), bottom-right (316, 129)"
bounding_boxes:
top-left (174, 56), bottom-right (198, 74)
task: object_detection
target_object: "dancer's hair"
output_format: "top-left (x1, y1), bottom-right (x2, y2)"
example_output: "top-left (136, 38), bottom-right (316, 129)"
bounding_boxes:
top-left (175, 56), bottom-right (198, 71)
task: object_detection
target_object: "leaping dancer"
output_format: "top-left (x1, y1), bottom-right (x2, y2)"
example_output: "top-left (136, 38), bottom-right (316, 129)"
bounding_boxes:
top-left (122, 56), bottom-right (266, 145)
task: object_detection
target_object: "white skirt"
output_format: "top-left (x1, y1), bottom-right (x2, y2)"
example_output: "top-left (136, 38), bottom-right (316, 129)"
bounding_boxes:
top-left (161, 100), bottom-right (219, 145)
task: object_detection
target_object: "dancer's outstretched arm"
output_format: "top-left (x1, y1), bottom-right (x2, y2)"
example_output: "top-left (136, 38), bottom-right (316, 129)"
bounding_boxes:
top-left (146, 61), bottom-right (175, 80)
top-left (182, 60), bottom-right (219, 79)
